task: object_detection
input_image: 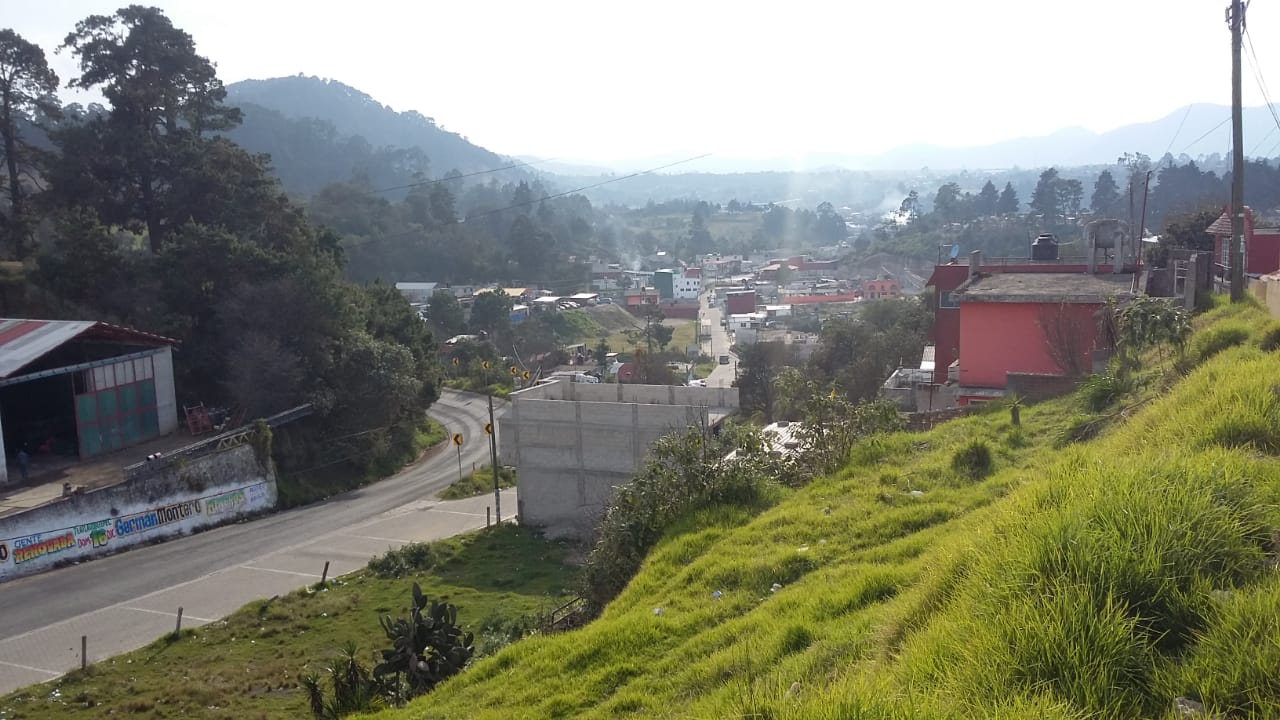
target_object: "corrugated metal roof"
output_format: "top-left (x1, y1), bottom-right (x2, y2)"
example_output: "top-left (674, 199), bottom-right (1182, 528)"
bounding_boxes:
top-left (0, 319), bottom-right (175, 379)
top-left (1206, 211), bottom-right (1233, 236)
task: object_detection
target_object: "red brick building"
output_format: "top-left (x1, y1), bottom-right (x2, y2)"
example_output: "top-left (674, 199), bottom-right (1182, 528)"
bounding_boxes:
top-left (1208, 206), bottom-right (1280, 278)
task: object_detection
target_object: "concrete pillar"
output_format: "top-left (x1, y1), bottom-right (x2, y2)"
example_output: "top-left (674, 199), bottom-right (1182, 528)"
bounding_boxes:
top-left (1185, 254), bottom-right (1199, 310)
top-left (1087, 230), bottom-right (1097, 275)
top-left (154, 347), bottom-right (178, 436)
top-left (0, 410), bottom-right (8, 485)
top-left (968, 250), bottom-right (982, 281)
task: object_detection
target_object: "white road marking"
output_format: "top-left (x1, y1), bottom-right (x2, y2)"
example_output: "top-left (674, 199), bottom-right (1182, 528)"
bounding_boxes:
top-left (122, 607), bottom-right (214, 623)
top-left (0, 659), bottom-right (60, 676)
top-left (237, 565), bottom-right (322, 579)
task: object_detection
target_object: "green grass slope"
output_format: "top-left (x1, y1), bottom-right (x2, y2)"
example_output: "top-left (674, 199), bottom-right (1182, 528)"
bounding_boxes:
top-left (377, 300), bottom-right (1280, 720)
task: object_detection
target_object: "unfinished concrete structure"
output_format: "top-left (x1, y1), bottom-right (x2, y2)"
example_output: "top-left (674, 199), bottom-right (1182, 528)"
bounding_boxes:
top-left (501, 380), bottom-right (738, 538)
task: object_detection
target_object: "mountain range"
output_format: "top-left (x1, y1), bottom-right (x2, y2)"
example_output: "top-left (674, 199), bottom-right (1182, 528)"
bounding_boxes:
top-left (557, 104), bottom-right (1279, 174)
top-left (219, 76), bottom-right (1279, 198)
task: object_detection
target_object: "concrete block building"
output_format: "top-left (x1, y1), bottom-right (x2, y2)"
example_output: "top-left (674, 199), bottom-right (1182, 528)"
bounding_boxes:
top-left (501, 380), bottom-right (738, 538)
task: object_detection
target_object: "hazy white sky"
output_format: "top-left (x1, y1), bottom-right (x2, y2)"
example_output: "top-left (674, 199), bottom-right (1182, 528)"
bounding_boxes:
top-left (6, 0), bottom-right (1278, 166)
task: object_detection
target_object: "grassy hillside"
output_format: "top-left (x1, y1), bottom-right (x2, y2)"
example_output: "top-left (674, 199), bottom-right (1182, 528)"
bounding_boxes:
top-left (376, 298), bottom-right (1280, 720)
top-left (0, 527), bottom-right (573, 719)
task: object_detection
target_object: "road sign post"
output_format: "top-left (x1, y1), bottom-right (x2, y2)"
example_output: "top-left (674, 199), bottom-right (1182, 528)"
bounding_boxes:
top-left (452, 433), bottom-right (464, 484)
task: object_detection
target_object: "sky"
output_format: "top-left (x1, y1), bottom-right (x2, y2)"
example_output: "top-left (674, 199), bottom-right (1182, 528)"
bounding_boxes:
top-left (6, 0), bottom-right (1279, 169)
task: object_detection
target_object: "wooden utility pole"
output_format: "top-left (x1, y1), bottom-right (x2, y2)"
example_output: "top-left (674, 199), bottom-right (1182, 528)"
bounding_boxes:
top-left (1229, 0), bottom-right (1247, 301)
top-left (488, 394), bottom-right (501, 523)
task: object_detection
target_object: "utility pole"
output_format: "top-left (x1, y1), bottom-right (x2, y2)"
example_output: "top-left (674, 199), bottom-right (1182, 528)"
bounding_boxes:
top-left (487, 394), bottom-right (501, 523)
top-left (1229, 0), bottom-right (1247, 301)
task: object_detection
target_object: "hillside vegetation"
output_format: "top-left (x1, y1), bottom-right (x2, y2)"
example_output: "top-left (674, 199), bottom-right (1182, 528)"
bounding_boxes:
top-left (376, 299), bottom-right (1280, 720)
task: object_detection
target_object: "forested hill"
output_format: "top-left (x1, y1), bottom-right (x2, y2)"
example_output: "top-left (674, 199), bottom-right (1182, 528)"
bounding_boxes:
top-left (224, 76), bottom-right (513, 195)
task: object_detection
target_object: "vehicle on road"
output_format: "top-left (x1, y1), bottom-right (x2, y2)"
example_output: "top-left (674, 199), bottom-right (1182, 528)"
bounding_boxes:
top-left (718, 355), bottom-right (730, 365)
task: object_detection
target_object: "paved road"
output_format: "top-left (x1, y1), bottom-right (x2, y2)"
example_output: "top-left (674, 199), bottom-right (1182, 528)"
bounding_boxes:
top-left (0, 390), bottom-right (512, 695)
top-left (700, 294), bottom-right (738, 388)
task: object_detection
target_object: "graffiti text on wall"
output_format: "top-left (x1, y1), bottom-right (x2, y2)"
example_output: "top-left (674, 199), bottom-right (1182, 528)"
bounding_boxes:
top-left (1, 482), bottom-right (270, 578)
top-left (204, 489), bottom-right (246, 516)
top-left (115, 499), bottom-right (202, 538)
top-left (12, 531), bottom-right (76, 565)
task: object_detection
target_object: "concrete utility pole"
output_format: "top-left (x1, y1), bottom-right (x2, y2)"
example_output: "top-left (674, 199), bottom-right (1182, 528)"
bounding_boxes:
top-left (1229, 0), bottom-right (1247, 301)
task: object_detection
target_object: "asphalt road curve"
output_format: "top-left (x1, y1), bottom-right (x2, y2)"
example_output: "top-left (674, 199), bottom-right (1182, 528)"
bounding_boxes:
top-left (0, 390), bottom-right (511, 694)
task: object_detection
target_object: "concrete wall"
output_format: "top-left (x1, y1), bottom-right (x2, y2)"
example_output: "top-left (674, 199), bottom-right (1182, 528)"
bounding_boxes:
top-left (155, 346), bottom-right (178, 436)
top-left (503, 381), bottom-right (734, 538)
top-left (1006, 372), bottom-right (1081, 403)
top-left (0, 443), bottom-right (275, 582)
top-left (519, 380), bottom-right (739, 410)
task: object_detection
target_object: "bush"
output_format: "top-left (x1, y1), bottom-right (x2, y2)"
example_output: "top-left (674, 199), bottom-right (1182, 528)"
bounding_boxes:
top-left (367, 543), bottom-right (436, 578)
top-left (1257, 321), bottom-right (1280, 352)
top-left (1080, 373), bottom-right (1136, 412)
top-left (1190, 322), bottom-right (1251, 362)
top-left (950, 439), bottom-right (994, 480)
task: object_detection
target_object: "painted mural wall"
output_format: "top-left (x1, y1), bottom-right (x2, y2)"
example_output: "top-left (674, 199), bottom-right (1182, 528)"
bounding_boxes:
top-left (0, 443), bottom-right (276, 582)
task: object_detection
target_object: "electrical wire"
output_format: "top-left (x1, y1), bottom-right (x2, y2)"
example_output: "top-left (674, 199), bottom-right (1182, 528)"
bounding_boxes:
top-left (1179, 116), bottom-right (1232, 154)
top-left (1162, 104), bottom-right (1196, 157)
top-left (1243, 27), bottom-right (1280, 141)
top-left (364, 157), bottom-right (558, 195)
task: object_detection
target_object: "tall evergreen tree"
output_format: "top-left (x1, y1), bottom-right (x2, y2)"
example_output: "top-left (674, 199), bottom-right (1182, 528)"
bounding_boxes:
top-left (1030, 168), bottom-right (1062, 224)
top-left (0, 29), bottom-right (60, 259)
top-left (1090, 169), bottom-right (1122, 217)
top-left (60, 6), bottom-right (242, 251)
top-left (974, 180), bottom-right (999, 217)
top-left (996, 182), bottom-right (1019, 214)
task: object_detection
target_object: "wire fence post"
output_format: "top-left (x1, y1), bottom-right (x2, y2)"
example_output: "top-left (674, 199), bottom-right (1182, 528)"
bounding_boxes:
top-left (81, 635), bottom-right (87, 671)
top-left (174, 607), bottom-right (183, 636)
top-left (321, 561), bottom-right (330, 586)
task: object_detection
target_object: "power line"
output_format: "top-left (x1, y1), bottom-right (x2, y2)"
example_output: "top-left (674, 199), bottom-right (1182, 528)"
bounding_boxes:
top-left (1179, 116), bottom-right (1232, 154)
top-left (1162, 104), bottom-right (1196, 157)
top-left (1249, 125), bottom-right (1277, 156)
top-left (1243, 27), bottom-right (1280, 146)
top-left (365, 157), bottom-right (558, 195)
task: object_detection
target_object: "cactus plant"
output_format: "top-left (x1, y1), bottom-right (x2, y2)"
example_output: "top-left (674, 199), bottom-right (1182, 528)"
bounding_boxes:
top-left (373, 583), bottom-right (474, 696)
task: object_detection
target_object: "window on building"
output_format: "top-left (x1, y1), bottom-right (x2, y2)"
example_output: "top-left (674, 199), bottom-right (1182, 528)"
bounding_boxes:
top-left (939, 291), bottom-right (960, 309)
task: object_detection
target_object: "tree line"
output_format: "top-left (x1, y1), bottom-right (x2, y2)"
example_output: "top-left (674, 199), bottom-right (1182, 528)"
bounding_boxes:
top-left (0, 10), bottom-right (438, 483)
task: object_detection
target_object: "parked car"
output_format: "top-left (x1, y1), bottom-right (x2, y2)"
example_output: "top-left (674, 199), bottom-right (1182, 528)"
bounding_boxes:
top-left (718, 355), bottom-right (730, 365)
top-left (598, 297), bottom-right (614, 304)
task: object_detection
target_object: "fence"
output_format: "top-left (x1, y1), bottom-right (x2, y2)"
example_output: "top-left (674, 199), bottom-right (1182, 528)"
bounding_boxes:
top-left (122, 404), bottom-right (313, 482)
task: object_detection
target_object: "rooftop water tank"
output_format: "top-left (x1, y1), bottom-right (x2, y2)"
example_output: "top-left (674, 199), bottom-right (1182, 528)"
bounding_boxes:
top-left (1032, 233), bottom-right (1060, 261)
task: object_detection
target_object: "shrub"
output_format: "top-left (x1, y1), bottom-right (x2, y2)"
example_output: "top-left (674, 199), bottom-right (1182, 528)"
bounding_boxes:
top-left (1190, 322), bottom-right (1250, 363)
top-left (367, 542), bottom-right (435, 578)
top-left (1257, 321), bottom-right (1280, 352)
top-left (1057, 415), bottom-right (1106, 447)
top-left (950, 440), bottom-right (994, 480)
top-left (1079, 373), bottom-right (1136, 412)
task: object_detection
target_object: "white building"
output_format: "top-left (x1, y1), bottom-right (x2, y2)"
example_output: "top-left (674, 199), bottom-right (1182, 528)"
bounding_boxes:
top-left (394, 282), bottom-right (439, 304)
top-left (674, 273), bottom-right (702, 300)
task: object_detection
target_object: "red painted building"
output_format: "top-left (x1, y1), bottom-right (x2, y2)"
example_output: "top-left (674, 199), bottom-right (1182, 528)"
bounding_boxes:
top-left (861, 278), bottom-right (901, 300)
top-left (925, 255), bottom-right (1131, 386)
top-left (725, 290), bottom-right (758, 316)
top-left (951, 272), bottom-right (1134, 404)
top-left (1208, 206), bottom-right (1280, 277)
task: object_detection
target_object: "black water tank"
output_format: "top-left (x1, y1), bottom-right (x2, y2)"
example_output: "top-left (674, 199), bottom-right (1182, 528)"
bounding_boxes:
top-left (1032, 233), bottom-right (1059, 260)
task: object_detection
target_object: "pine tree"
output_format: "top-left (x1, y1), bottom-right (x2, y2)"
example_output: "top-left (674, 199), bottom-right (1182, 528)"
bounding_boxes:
top-left (974, 180), bottom-right (1000, 216)
top-left (996, 182), bottom-right (1020, 215)
top-left (1090, 170), bottom-right (1122, 217)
